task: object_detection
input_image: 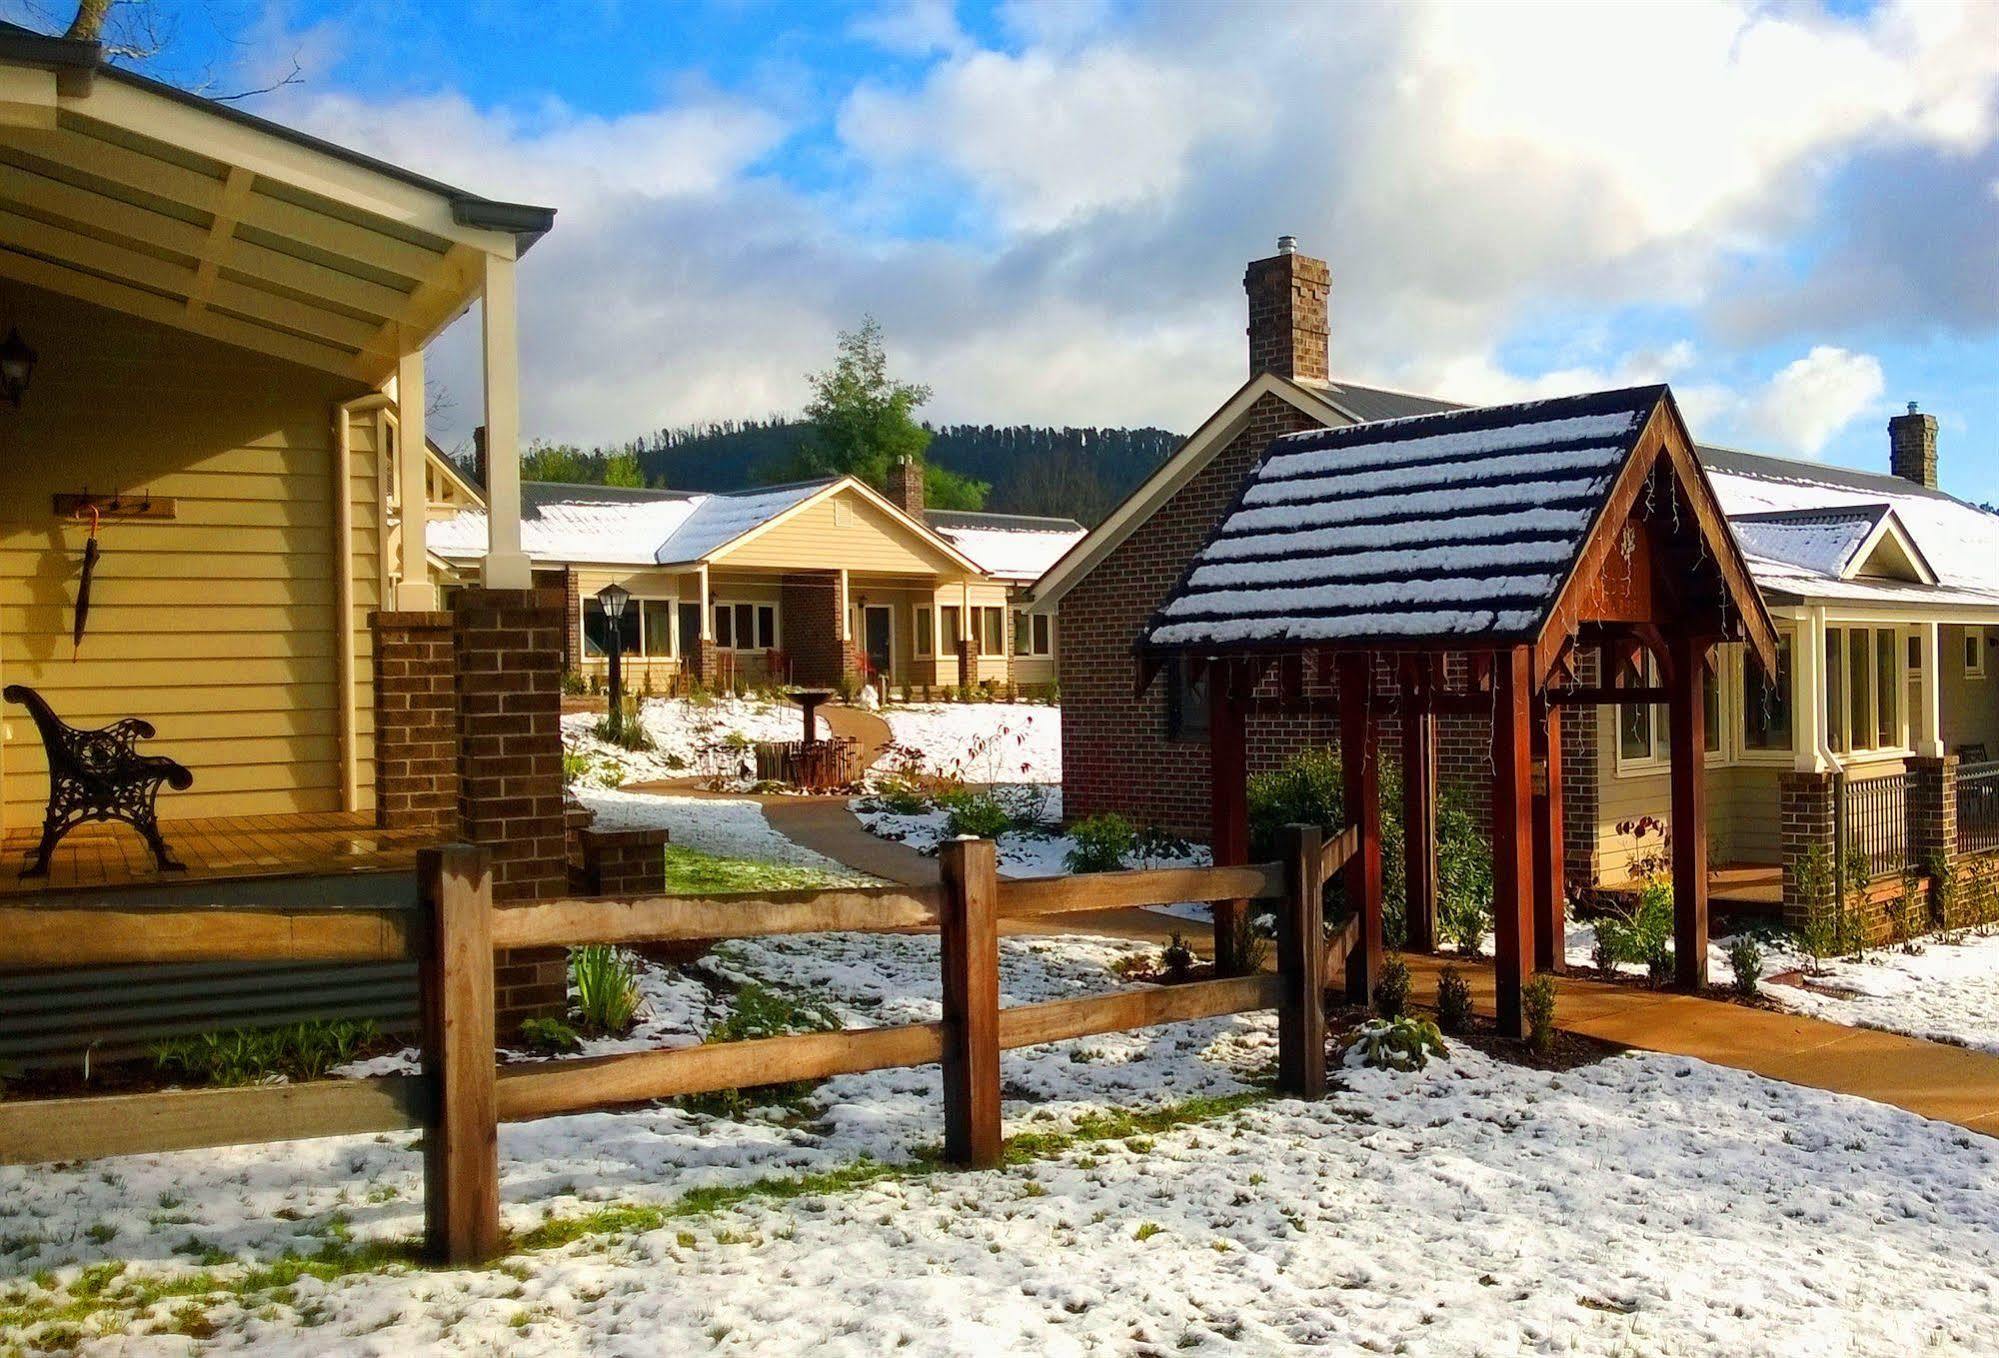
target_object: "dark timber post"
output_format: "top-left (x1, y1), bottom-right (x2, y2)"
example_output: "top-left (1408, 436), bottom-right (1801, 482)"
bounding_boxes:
top-left (1207, 662), bottom-right (1251, 974)
top-left (1336, 652), bottom-right (1383, 1003)
top-left (939, 837), bottom-right (1001, 1167)
top-left (1490, 647), bottom-right (1535, 1039)
top-left (1402, 695), bottom-right (1438, 954)
top-left (1531, 696), bottom-right (1566, 973)
top-left (1668, 635), bottom-right (1710, 989)
top-left (1277, 823), bottom-right (1328, 1098)
top-left (419, 844), bottom-right (500, 1265)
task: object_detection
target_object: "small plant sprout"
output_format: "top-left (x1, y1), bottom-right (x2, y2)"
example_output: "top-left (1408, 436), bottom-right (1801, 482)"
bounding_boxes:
top-left (1162, 932), bottom-right (1195, 982)
top-left (1372, 955), bottom-right (1411, 1020)
top-left (1344, 1016), bottom-right (1447, 1072)
top-left (1726, 935), bottom-right (1762, 1000)
top-left (569, 945), bottom-right (645, 1036)
top-left (1434, 965), bottom-right (1475, 1034)
top-left (1522, 974), bottom-right (1558, 1055)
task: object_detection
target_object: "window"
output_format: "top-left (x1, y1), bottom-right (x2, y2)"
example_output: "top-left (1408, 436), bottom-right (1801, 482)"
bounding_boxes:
top-left (644, 602), bottom-right (673, 658)
top-left (1012, 609), bottom-right (1031, 656)
top-left (915, 607), bottom-right (933, 657)
top-left (980, 606), bottom-right (1005, 656)
top-left (1617, 654), bottom-right (1665, 764)
top-left (1032, 613), bottom-right (1052, 656)
top-left (1969, 629), bottom-right (1988, 679)
top-left (713, 604), bottom-right (733, 649)
top-left (734, 604), bottom-right (754, 650)
top-left (1825, 626), bottom-right (1903, 754)
top-left (712, 602), bottom-right (776, 651)
top-left (1166, 658), bottom-right (1209, 742)
top-left (1743, 633), bottom-right (1792, 751)
top-left (757, 605), bottom-right (776, 650)
top-left (583, 598), bottom-right (612, 658)
top-left (1702, 661), bottom-right (1721, 754)
top-left (942, 606), bottom-right (963, 649)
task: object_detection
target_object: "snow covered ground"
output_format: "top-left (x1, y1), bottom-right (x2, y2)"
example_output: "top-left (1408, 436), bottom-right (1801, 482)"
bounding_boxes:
top-left (573, 787), bottom-right (864, 878)
top-left (854, 785), bottom-right (1206, 879)
top-left (4, 929), bottom-right (1995, 1354)
top-left (1765, 930), bottom-right (1999, 1055)
top-left (565, 695), bottom-right (829, 788)
top-left (877, 702), bottom-right (1060, 783)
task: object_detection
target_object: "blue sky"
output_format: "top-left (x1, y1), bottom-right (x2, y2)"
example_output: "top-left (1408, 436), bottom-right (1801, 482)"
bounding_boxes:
top-left (13, 0), bottom-right (1998, 500)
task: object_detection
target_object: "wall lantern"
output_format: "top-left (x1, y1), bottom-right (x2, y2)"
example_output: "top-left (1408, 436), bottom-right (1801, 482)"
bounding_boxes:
top-left (0, 327), bottom-right (36, 408)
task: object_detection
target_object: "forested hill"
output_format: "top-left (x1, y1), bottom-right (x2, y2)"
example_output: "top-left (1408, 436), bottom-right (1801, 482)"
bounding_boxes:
top-left (621, 420), bottom-right (1182, 525)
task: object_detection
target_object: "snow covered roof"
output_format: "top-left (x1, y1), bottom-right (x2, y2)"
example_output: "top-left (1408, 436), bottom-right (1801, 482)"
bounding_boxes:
top-left (1703, 449), bottom-right (1999, 610)
top-left (653, 481), bottom-right (831, 565)
top-left (1147, 386), bottom-right (1665, 649)
top-left (925, 510), bottom-right (1087, 583)
top-left (430, 486), bottom-right (699, 566)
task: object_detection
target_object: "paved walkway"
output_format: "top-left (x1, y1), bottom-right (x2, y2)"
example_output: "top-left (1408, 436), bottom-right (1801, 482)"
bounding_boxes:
top-left (1400, 952), bottom-right (1999, 1136)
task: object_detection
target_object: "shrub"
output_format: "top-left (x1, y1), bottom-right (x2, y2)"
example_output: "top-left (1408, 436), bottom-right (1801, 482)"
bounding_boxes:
top-left (1595, 878), bottom-right (1673, 975)
top-left (1246, 749), bottom-right (1341, 862)
top-left (686, 982), bottom-right (843, 1117)
top-left (518, 1017), bottom-right (582, 1054)
top-left (1434, 965), bottom-right (1474, 1034)
top-left (1225, 908), bottom-right (1270, 975)
top-left (1162, 931), bottom-right (1196, 982)
top-left (592, 705), bottom-right (654, 751)
top-left (1435, 797), bottom-right (1492, 955)
top-left (561, 669), bottom-right (588, 696)
top-left (1794, 843), bottom-right (1838, 972)
top-left (562, 751), bottom-right (592, 784)
top-left (569, 945), bottom-right (644, 1036)
top-left (1065, 813), bottom-right (1138, 873)
top-left (1726, 935), bottom-right (1762, 999)
top-left (868, 777), bottom-right (933, 817)
top-left (1891, 868), bottom-right (1923, 953)
top-left (941, 792), bottom-right (1013, 841)
top-left (1344, 1016), bottom-right (1447, 1072)
top-left (1373, 955), bottom-right (1411, 1019)
top-left (152, 1020), bottom-right (378, 1087)
top-left (1840, 844), bottom-right (1873, 959)
top-left (1521, 974), bottom-right (1557, 1055)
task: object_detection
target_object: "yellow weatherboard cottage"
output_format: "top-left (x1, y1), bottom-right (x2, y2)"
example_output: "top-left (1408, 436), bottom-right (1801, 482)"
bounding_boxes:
top-left (0, 22), bottom-right (550, 852)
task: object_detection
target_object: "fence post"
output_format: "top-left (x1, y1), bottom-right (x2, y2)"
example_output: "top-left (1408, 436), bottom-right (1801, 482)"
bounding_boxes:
top-left (419, 844), bottom-right (501, 1265)
top-left (939, 837), bottom-right (1001, 1167)
top-left (1278, 823), bottom-right (1328, 1099)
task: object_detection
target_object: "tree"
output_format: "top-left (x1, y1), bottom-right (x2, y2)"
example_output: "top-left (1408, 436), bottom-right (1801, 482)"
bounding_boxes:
top-left (603, 447), bottom-right (645, 488)
top-left (520, 440), bottom-right (594, 484)
top-left (791, 317), bottom-right (987, 509)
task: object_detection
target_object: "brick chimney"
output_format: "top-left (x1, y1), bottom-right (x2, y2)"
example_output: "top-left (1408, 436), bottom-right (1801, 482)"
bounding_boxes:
top-left (1243, 235), bottom-right (1330, 383)
top-left (885, 456), bottom-right (925, 518)
top-left (1889, 402), bottom-right (1938, 490)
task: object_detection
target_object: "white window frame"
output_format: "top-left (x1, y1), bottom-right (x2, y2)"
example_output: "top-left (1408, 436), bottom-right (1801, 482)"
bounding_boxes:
top-left (915, 605), bottom-right (933, 657)
top-left (585, 595), bottom-right (674, 660)
top-left (1613, 653), bottom-right (1670, 775)
top-left (1032, 612), bottom-right (1052, 657)
top-left (712, 598), bottom-right (779, 653)
top-left (1824, 623), bottom-right (1909, 760)
top-left (978, 605), bottom-right (1006, 658)
top-left (1735, 628), bottom-right (1797, 767)
top-left (1968, 628), bottom-right (1988, 679)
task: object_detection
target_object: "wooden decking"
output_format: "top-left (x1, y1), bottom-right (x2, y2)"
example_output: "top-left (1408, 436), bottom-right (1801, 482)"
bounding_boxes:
top-left (0, 812), bottom-right (441, 897)
top-left (1598, 861), bottom-right (1781, 910)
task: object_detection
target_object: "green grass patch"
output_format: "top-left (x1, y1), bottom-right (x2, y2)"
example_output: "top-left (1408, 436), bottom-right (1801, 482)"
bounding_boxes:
top-left (661, 845), bottom-right (854, 894)
top-left (0, 1089), bottom-right (1268, 1343)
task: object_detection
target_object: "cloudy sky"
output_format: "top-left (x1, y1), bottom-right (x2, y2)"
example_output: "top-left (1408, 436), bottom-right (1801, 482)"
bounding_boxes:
top-left (20, 0), bottom-right (1999, 498)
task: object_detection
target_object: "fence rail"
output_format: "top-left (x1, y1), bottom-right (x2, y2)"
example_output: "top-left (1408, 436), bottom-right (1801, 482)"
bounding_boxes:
top-left (0, 827), bottom-right (1354, 1265)
top-left (1960, 760), bottom-right (1999, 858)
top-left (1836, 769), bottom-right (1907, 881)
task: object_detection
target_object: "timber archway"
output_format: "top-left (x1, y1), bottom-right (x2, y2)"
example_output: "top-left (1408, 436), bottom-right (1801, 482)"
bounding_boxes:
top-left (1142, 385), bottom-right (1776, 1037)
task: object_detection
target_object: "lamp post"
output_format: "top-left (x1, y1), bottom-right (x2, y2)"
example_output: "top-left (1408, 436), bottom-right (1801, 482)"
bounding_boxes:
top-left (598, 583), bottom-right (631, 741)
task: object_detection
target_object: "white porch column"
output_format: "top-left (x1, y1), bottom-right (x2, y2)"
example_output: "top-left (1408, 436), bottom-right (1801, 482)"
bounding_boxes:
top-left (1916, 621), bottom-right (1944, 757)
top-left (480, 249), bottom-right (531, 590)
top-left (698, 564), bottom-right (712, 639)
top-left (393, 346), bottom-right (435, 610)
top-left (1794, 608), bottom-right (1829, 773)
top-left (838, 568), bottom-right (851, 641)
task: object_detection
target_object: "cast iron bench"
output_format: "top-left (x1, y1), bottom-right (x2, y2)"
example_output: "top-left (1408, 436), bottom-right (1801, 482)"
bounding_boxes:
top-left (4, 684), bottom-right (194, 876)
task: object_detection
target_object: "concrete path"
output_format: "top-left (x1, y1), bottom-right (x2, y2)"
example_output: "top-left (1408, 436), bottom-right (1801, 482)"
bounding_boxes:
top-left (817, 703), bottom-right (895, 772)
top-left (1401, 951), bottom-right (1999, 1136)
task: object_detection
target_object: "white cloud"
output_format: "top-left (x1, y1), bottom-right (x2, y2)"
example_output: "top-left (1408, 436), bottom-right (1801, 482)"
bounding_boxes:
top-left (850, 0), bottom-right (968, 58)
top-left (1742, 347), bottom-right (1887, 456)
top-left (231, 0), bottom-right (1994, 487)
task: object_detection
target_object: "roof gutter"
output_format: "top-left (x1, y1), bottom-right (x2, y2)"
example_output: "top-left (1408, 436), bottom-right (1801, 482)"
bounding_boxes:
top-left (0, 28), bottom-right (98, 95)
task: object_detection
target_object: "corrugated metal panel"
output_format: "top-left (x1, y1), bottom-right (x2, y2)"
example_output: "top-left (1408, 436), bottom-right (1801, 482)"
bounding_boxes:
top-left (0, 870), bottom-right (421, 1068)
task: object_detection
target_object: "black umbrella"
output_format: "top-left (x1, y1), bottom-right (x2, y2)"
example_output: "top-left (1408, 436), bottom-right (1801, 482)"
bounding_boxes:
top-left (72, 505), bottom-right (99, 655)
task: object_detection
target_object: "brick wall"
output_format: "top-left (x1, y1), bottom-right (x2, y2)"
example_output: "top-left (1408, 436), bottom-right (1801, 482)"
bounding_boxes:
top-left (370, 611), bottom-right (458, 831)
top-left (1780, 770), bottom-right (1837, 931)
top-left (1907, 753), bottom-right (1960, 882)
top-left (1244, 248), bottom-right (1330, 382)
top-left (579, 826), bottom-right (669, 896)
top-left (453, 586), bottom-right (569, 1034)
top-left (780, 574), bottom-right (856, 687)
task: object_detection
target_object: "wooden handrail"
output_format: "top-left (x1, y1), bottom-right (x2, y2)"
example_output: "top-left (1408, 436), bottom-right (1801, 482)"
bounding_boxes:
top-left (997, 862), bottom-right (1283, 917)
top-left (0, 904), bottom-right (420, 968)
top-left (0, 1074), bottom-right (426, 1166)
top-left (1321, 825), bottom-right (1360, 878)
top-left (491, 885), bottom-right (942, 950)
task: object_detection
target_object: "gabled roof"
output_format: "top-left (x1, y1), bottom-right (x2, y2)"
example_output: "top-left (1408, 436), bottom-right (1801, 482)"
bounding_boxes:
top-left (924, 509), bottom-right (1086, 584)
top-left (1147, 387), bottom-right (1666, 648)
top-left (431, 475), bottom-right (986, 576)
top-left (1729, 504), bottom-right (1938, 586)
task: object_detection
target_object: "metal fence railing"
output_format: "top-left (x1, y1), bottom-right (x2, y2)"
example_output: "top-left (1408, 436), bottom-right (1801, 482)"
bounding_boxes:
top-left (1836, 770), bottom-right (1908, 881)
top-left (1960, 760), bottom-right (1999, 858)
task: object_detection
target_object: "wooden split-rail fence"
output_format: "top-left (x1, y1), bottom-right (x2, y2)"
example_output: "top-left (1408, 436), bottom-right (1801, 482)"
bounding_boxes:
top-left (0, 824), bottom-right (1358, 1264)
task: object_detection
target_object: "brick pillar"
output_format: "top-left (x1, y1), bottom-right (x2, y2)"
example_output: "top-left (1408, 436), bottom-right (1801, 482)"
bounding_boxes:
top-left (1907, 755), bottom-right (1959, 875)
top-left (956, 638), bottom-right (976, 691)
top-left (370, 611), bottom-right (459, 831)
top-left (1559, 649), bottom-right (1599, 888)
top-left (453, 586), bottom-right (569, 1033)
top-left (561, 566), bottom-right (581, 677)
top-left (1780, 770), bottom-right (1838, 931)
top-left (580, 827), bottom-right (669, 895)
